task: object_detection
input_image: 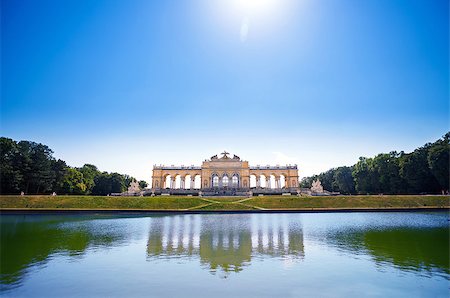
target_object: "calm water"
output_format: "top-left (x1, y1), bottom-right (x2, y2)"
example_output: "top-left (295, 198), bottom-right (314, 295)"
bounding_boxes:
top-left (0, 212), bottom-right (449, 297)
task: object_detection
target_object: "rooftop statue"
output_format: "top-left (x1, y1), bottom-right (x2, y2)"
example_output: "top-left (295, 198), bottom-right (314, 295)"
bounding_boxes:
top-left (220, 151), bottom-right (230, 159)
top-left (211, 154), bottom-right (218, 160)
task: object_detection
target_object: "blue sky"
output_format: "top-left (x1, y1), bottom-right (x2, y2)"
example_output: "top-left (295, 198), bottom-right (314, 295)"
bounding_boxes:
top-left (1, 0), bottom-right (448, 182)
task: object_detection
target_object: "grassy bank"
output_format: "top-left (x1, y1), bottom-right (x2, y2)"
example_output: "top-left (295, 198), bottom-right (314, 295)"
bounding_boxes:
top-left (248, 195), bottom-right (450, 209)
top-left (0, 195), bottom-right (449, 212)
top-left (0, 195), bottom-right (205, 210)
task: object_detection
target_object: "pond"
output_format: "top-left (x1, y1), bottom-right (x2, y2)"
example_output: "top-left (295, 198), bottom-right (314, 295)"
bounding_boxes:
top-left (1, 212), bottom-right (448, 297)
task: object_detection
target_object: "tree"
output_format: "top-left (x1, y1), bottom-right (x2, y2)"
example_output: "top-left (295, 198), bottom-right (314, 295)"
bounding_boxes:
top-left (91, 172), bottom-right (128, 195)
top-left (60, 168), bottom-right (86, 194)
top-left (139, 180), bottom-right (148, 189)
top-left (110, 173), bottom-right (126, 193)
top-left (317, 169), bottom-right (336, 192)
top-left (371, 152), bottom-right (405, 194)
top-left (92, 173), bottom-right (112, 195)
top-left (15, 141), bottom-right (55, 194)
top-left (0, 138), bottom-right (22, 194)
top-left (300, 175), bottom-right (317, 188)
top-left (333, 166), bottom-right (356, 194)
top-left (78, 164), bottom-right (100, 194)
top-left (353, 157), bottom-right (375, 194)
top-left (52, 159), bottom-right (69, 193)
top-left (399, 145), bottom-right (440, 194)
top-left (427, 134), bottom-right (450, 193)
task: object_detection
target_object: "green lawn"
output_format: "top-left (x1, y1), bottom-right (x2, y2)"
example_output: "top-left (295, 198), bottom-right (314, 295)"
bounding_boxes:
top-left (0, 195), bottom-right (206, 210)
top-left (0, 195), bottom-right (448, 211)
top-left (196, 202), bottom-right (258, 210)
top-left (248, 195), bottom-right (450, 209)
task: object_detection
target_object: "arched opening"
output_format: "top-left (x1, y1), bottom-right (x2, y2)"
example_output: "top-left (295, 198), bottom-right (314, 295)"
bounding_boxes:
top-left (280, 175), bottom-right (286, 188)
top-left (260, 175), bottom-right (267, 188)
top-left (194, 175), bottom-right (201, 189)
top-left (174, 174), bottom-right (181, 189)
top-left (212, 175), bottom-right (219, 188)
top-left (184, 175), bottom-right (191, 189)
top-left (270, 175), bottom-right (276, 189)
top-left (232, 175), bottom-right (239, 188)
top-left (250, 175), bottom-right (257, 188)
top-left (222, 175), bottom-right (229, 187)
top-left (164, 175), bottom-right (172, 189)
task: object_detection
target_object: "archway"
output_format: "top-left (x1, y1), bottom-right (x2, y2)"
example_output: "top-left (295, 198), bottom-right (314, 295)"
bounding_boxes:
top-left (184, 174), bottom-right (191, 189)
top-left (280, 174), bottom-right (286, 188)
top-left (269, 175), bottom-right (276, 189)
top-left (250, 175), bottom-right (257, 188)
top-left (174, 174), bottom-right (181, 189)
top-left (260, 175), bottom-right (267, 188)
top-left (222, 175), bottom-right (229, 187)
top-left (232, 174), bottom-right (239, 188)
top-left (212, 175), bottom-right (219, 188)
top-left (164, 175), bottom-right (172, 189)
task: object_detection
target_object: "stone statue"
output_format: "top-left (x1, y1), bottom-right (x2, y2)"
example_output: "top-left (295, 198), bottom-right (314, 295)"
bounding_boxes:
top-left (128, 180), bottom-right (141, 193)
top-left (233, 155), bottom-right (240, 160)
top-left (311, 179), bottom-right (324, 193)
top-left (211, 154), bottom-right (218, 160)
top-left (220, 151), bottom-right (230, 159)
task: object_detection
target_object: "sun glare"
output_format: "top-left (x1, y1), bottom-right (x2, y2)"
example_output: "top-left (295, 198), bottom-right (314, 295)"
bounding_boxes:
top-left (232, 0), bottom-right (279, 15)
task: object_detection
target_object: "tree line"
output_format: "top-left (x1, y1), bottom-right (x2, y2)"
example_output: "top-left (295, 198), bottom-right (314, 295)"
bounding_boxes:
top-left (0, 137), bottom-right (148, 195)
top-left (300, 133), bottom-right (449, 195)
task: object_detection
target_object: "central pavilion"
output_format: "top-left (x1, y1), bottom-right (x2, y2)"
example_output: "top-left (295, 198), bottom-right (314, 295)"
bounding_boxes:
top-left (151, 151), bottom-right (299, 196)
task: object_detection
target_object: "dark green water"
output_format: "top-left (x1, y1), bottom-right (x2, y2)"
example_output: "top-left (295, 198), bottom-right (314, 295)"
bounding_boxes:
top-left (1, 212), bottom-right (449, 297)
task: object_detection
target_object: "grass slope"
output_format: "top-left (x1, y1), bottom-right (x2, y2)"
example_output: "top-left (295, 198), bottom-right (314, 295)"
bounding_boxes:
top-left (0, 195), bottom-right (205, 210)
top-left (0, 195), bottom-right (448, 211)
top-left (248, 195), bottom-right (450, 209)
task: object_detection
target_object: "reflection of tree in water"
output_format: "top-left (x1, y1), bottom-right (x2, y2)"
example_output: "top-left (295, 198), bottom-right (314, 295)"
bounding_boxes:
top-left (0, 215), bottom-right (132, 289)
top-left (323, 227), bottom-right (449, 276)
top-left (146, 214), bottom-right (304, 277)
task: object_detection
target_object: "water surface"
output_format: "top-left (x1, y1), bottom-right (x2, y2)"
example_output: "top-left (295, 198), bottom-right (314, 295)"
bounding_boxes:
top-left (1, 212), bottom-right (449, 297)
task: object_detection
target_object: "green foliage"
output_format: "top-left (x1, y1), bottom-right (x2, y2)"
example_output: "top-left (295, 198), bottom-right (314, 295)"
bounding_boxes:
top-left (333, 166), bottom-right (355, 194)
top-left (399, 144), bottom-right (440, 193)
top-left (303, 133), bottom-right (450, 195)
top-left (0, 138), bottom-right (23, 194)
top-left (60, 168), bottom-right (87, 194)
top-left (427, 133), bottom-right (450, 192)
top-left (77, 164), bottom-right (100, 194)
top-left (139, 180), bottom-right (148, 189)
top-left (91, 172), bottom-right (130, 195)
top-left (300, 176), bottom-right (316, 188)
top-left (0, 137), bottom-right (137, 195)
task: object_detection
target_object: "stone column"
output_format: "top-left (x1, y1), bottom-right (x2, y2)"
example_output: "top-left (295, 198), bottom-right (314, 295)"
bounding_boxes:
top-left (256, 177), bottom-right (260, 188)
top-left (171, 177), bottom-right (175, 189)
top-left (266, 177), bottom-right (271, 189)
top-left (190, 177), bottom-right (195, 189)
top-left (275, 178), bottom-right (280, 189)
top-left (180, 177), bottom-right (185, 189)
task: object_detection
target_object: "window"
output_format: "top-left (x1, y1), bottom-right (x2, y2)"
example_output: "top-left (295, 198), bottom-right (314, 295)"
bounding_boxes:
top-left (222, 176), bottom-right (229, 187)
top-left (232, 176), bottom-right (238, 187)
top-left (213, 176), bottom-right (219, 187)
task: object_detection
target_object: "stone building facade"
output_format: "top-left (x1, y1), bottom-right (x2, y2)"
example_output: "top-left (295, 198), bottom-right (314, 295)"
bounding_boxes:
top-left (151, 151), bottom-right (299, 195)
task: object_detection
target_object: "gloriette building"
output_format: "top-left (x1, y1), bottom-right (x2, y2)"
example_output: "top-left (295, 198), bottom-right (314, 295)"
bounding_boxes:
top-left (151, 151), bottom-right (299, 196)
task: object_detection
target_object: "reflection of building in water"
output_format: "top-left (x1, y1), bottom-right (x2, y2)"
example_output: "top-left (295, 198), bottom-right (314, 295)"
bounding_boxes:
top-left (147, 215), bottom-right (304, 275)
